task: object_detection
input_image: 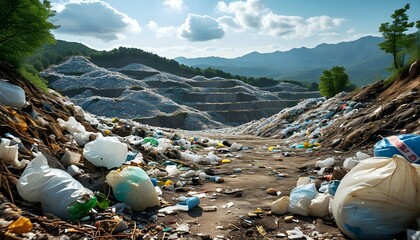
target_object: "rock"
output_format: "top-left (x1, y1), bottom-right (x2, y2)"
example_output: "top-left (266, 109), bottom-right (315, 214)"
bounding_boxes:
top-left (266, 188), bottom-right (279, 195)
top-left (284, 216), bottom-right (294, 223)
top-left (409, 60), bottom-right (420, 79)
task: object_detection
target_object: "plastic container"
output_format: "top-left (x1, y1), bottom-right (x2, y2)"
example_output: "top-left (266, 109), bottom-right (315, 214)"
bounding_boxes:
top-left (271, 196), bottom-right (290, 215)
top-left (106, 166), bottom-right (160, 211)
top-left (316, 157), bottom-right (334, 168)
top-left (17, 153), bottom-right (96, 220)
top-left (0, 79), bottom-right (26, 108)
top-left (83, 137), bottom-right (128, 169)
top-left (178, 196), bottom-right (200, 210)
top-left (343, 157), bottom-right (359, 170)
top-left (0, 138), bottom-right (29, 169)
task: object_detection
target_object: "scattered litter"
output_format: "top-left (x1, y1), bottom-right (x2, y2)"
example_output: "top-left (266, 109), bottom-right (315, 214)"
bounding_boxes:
top-left (286, 227), bottom-right (304, 240)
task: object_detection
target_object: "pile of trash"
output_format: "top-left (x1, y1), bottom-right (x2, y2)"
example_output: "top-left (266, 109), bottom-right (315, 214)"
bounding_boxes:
top-left (269, 133), bottom-right (420, 239)
top-left (232, 60), bottom-right (420, 152)
top-left (0, 59), bottom-right (420, 240)
top-left (0, 61), bottom-right (252, 239)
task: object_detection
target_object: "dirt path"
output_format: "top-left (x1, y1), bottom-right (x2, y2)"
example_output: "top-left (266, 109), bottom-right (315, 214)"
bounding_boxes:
top-left (155, 133), bottom-right (360, 239)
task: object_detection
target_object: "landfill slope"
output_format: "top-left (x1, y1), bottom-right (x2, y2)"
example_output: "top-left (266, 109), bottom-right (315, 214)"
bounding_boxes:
top-left (233, 61), bottom-right (420, 150)
top-left (41, 56), bottom-right (319, 129)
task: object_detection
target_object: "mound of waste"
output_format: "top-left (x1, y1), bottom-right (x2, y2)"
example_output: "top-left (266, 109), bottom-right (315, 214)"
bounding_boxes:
top-left (0, 61), bottom-right (251, 238)
top-left (41, 56), bottom-right (317, 128)
top-left (233, 60), bottom-right (420, 150)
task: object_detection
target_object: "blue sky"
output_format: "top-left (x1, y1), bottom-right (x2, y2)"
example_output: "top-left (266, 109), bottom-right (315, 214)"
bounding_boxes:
top-left (49, 0), bottom-right (419, 59)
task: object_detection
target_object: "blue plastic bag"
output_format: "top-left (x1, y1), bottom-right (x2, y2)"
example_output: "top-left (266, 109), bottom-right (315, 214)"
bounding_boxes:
top-left (374, 134), bottom-right (420, 164)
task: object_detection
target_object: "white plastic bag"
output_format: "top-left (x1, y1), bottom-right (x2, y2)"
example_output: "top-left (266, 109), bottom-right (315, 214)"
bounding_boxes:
top-left (106, 166), bottom-right (160, 211)
top-left (17, 153), bottom-right (95, 220)
top-left (57, 117), bottom-right (86, 134)
top-left (332, 155), bottom-right (420, 240)
top-left (0, 80), bottom-right (26, 108)
top-left (83, 137), bottom-right (127, 169)
top-left (288, 183), bottom-right (318, 216)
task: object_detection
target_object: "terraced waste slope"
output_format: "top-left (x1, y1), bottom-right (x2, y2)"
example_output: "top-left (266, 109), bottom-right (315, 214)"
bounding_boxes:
top-left (114, 64), bottom-right (317, 125)
top-left (42, 56), bottom-right (319, 129)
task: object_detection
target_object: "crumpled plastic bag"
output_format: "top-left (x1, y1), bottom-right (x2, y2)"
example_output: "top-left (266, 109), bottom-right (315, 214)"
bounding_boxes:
top-left (57, 116), bottom-right (86, 134)
top-left (83, 137), bottom-right (127, 169)
top-left (331, 155), bottom-right (420, 240)
top-left (0, 79), bottom-right (26, 108)
top-left (17, 153), bottom-right (95, 220)
top-left (288, 183), bottom-right (318, 216)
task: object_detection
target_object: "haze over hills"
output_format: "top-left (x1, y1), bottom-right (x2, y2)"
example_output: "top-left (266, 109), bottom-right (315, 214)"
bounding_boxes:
top-left (175, 36), bottom-right (393, 86)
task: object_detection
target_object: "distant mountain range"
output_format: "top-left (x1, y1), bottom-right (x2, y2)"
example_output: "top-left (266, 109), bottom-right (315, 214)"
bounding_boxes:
top-left (175, 36), bottom-right (393, 86)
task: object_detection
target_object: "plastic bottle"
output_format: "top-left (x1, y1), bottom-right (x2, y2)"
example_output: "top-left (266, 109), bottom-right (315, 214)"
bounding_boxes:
top-left (17, 153), bottom-right (96, 221)
top-left (343, 157), bottom-right (359, 170)
top-left (316, 157), bottom-right (334, 168)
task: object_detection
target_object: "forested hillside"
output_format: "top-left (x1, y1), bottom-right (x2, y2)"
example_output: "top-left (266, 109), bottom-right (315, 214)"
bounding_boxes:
top-left (24, 41), bottom-right (283, 88)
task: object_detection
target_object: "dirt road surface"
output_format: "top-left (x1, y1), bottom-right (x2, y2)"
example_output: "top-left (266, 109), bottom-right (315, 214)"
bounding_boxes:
top-left (153, 133), bottom-right (371, 239)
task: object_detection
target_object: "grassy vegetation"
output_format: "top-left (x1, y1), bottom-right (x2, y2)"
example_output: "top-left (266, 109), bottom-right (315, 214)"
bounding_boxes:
top-left (18, 66), bottom-right (49, 92)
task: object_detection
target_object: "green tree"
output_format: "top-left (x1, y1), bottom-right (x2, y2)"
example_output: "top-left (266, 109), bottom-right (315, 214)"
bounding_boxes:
top-left (0, 0), bottom-right (57, 66)
top-left (379, 4), bottom-right (414, 69)
top-left (319, 66), bottom-right (349, 98)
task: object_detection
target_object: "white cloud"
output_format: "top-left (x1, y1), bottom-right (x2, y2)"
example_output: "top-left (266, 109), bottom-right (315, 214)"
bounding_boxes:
top-left (217, 0), bottom-right (345, 39)
top-left (147, 21), bottom-right (177, 38)
top-left (217, 0), bottom-right (268, 29)
top-left (179, 14), bottom-right (225, 42)
top-left (218, 16), bottom-right (241, 30)
top-left (163, 0), bottom-right (184, 10)
top-left (53, 0), bottom-right (140, 42)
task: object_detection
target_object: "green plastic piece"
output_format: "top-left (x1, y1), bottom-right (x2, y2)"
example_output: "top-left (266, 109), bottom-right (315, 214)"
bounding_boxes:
top-left (68, 195), bottom-right (97, 221)
top-left (143, 137), bottom-right (159, 147)
top-left (94, 192), bottom-right (110, 210)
